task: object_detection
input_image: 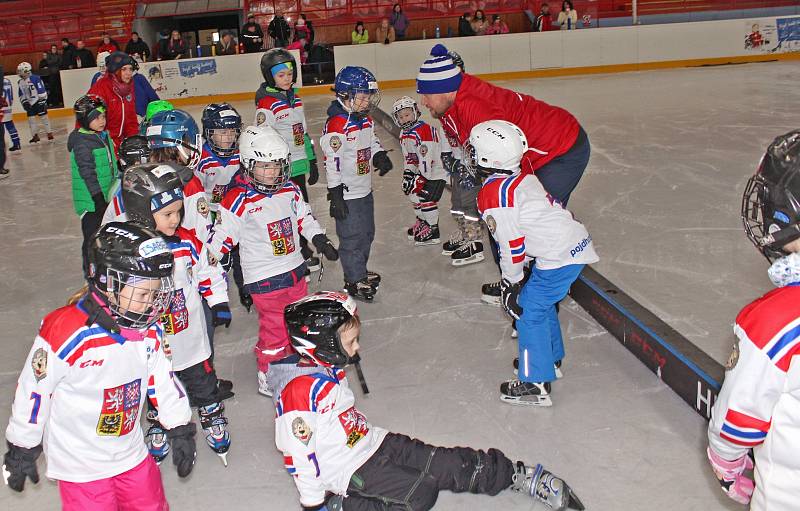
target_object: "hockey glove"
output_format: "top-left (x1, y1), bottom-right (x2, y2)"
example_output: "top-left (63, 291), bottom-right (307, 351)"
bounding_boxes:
top-left (456, 162), bottom-right (480, 190)
top-left (219, 251), bottom-right (233, 272)
top-left (167, 423), bottom-right (197, 478)
top-left (419, 179), bottom-right (446, 203)
top-left (372, 151), bottom-right (393, 176)
top-left (501, 278), bottom-right (524, 320)
top-left (440, 152), bottom-right (458, 176)
top-left (21, 102), bottom-right (32, 115)
top-left (707, 447), bottom-right (754, 505)
top-left (211, 302), bottom-right (232, 328)
top-left (328, 185), bottom-right (349, 220)
top-left (307, 159), bottom-right (319, 186)
top-left (92, 193), bottom-right (108, 214)
top-left (401, 170), bottom-right (416, 196)
top-left (2, 442), bottom-right (42, 492)
top-left (312, 234), bottom-right (339, 261)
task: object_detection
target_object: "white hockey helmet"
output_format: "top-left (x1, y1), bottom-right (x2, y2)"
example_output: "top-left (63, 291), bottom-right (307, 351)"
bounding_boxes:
top-left (97, 51), bottom-right (111, 71)
top-left (239, 125), bottom-right (291, 194)
top-left (391, 96), bottom-right (420, 130)
top-left (16, 62), bottom-right (32, 78)
top-left (464, 120), bottom-right (528, 179)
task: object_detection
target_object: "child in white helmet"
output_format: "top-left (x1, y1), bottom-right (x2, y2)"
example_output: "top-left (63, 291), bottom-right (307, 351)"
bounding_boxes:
top-left (16, 62), bottom-right (53, 143)
top-left (392, 96), bottom-right (448, 246)
top-left (470, 120), bottom-right (598, 407)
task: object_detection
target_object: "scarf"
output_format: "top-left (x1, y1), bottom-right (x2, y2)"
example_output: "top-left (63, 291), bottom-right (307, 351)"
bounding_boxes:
top-left (111, 71), bottom-right (133, 98)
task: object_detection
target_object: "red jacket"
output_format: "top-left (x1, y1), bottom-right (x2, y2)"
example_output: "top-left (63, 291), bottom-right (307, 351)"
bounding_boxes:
top-left (88, 74), bottom-right (138, 153)
top-left (439, 73), bottom-right (579, 173)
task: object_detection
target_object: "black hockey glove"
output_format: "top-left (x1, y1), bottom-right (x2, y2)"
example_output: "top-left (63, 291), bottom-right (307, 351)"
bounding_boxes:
top-left (456, 162), bottom-right (480, 190)
top-left (211, 302), bottom-right (232, 328)
top-left (219, 251), bottom-right (233, 272)
top-left (21, 102), bottom-right (32, 115)
top-left (307, 159), bottom-right (319, 186)
top-left (440, 151), bottom-right (458, 176)
top-left (92, 193), bottom-right (108, 214)
top-left (327, 185), bottom-right (349, 220)
top-left (2, 442), bottom-right (42, 492)
top-left (372, 151), bottom-right (393, 176)
top-left (501, 278), bottom-right (524, 320)
top-left (312, 234), bottom-right (339, 261)
top-left (401, 170), bottom-right (415, 196)
top-left (167, 423), bottom-right (197, 478)
top-left (419, 179), bottom-right (446, 202)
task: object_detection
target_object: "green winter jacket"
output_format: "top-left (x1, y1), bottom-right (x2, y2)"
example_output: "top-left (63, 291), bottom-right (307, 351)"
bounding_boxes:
top-left (68, 128), bottom-right (119, 216)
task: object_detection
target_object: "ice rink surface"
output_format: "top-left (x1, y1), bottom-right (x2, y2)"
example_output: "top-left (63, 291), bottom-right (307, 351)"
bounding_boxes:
top-left (1, 60), bottom-right (792, 510)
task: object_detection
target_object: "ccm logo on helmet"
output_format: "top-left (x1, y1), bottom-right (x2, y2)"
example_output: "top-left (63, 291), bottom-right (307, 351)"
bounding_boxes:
top-left (106, 226), bottom-right (140, 241)
top-left (486, 127), bottom-right (506, 139)
top-left (570, 235), bottom-right (592, 257)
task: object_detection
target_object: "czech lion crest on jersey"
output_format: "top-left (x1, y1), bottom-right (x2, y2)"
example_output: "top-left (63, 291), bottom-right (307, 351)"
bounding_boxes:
top-left (268, 217), bottom-right (296, 256)
top-left (96, 379), bottom-right (141, 436)
top-left (161, 289), bottom-right (189, 335)
top-left (338, 406), bottom-right (370, 448)
top-left (292, 123), bottom-right (305, 146)
top-left (356, 148), bottom-right (372, 176)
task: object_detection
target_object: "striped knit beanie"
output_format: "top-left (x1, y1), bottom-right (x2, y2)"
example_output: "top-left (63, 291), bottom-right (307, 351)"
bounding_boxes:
top-left (416, 44), bottom-right (463, 94)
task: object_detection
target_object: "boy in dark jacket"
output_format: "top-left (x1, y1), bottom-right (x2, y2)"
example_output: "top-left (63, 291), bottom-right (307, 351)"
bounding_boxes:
top-left (67, 95), bottom-right (119, 272)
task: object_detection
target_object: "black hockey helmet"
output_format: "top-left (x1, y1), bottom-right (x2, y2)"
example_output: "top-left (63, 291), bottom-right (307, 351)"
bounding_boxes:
top-left (448, 50), bottom-right (465, 72)
top-left (260, 48), bottom-right (298, 87)
top-left (284, 291), bottom-right (359, 367)
top-left (742, 130), bottom-right (800, 261)
top-left (121, 163), bottom-right (184, 230)
top-left (74, 94), bottom-right (107, 130)
top-left (118, 135), bottom-right (150, 171)
top-left (201, 103), bottom-right (242, 157)
top-left (87, 222), bottom-right (174, 329)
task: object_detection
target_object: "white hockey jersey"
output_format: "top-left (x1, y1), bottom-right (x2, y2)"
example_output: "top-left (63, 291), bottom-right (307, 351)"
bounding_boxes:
top-left (478, 173), bottom-right (598, 282)
top-left (196, 142), bottom-right (241, 211)
top-left (5, 299), bottom-right (191, 483)
top-left (441, 126), bottom-right (463, 161)
top-left (255, 89), bottom-right (311, 164)
top-left (208, 178), bottom-right (325, 285)
top-left (275, 368), bottom-right (388, 507)
top-left (17, 74), bottom-right (47, 108)
top-left (2, 78), bottom-right (13, 117)
top-left (708, 280), bottom-right (800, 511)
top-left (103, 175), bottom-right (213, 243)
top-left (320, 104), bottom-right (385, 200)
top-left (400, 121), bottom-right (446, 182)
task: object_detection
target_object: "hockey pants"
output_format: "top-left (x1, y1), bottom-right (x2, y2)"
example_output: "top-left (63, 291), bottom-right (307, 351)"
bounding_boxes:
top-left (176, 358), bottom-right (221, 408)
top-left (246, 266), bottom-right (308, 372)
top-left (290, 173), bottom-right (315, 260)
top-left (517, 264), bottom-right (585, 383)
top-left (335, 193), bottom-right (375, 283)
top-left (26, 103), bottom-right (51, 136)
top-left (409, 191), bottom-right (439, 227)
top-left (343, 433), bottom-right (514, 511)
top-left (59, 456), bottom-right (168, 511)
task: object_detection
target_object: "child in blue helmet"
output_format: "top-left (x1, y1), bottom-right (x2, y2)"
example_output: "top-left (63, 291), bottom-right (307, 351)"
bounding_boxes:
top-left (321, 66), bottom-right (393, 302)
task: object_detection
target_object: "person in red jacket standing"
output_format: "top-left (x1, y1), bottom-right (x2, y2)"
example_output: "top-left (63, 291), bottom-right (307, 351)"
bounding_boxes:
top-left (88, 51), bottom-right (139, 153)
top-left (417, 43), bottom-right (590, 304)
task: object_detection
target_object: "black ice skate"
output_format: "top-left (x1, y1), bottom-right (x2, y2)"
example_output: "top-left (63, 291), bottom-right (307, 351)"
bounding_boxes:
top-left (441, 230), bottom-right (464, 256)
top-left (345, 278), bottom-right (376, 302)
top-left (198, 402), bottom-right (231, 466)
top-left (511, 462), bottom-right (585, 510)
top-left (414, 222), bottom-right (440, 246)
top-left (9, 144), bottom-right (21, 152)
top-left (450, 240), bottom-right (484, 267)
top-left (513, 358), bottom-right (563, 379)
top-left (500, 379), bottom-right (552, 407)
top-left (0, 168), bottom-right (9, 178)
top-left (239, 290), bottom-right (253, 313)
top-left (481, 280), bottom-right (502, 306)
top-left (366, 271), bottom-right (381, 289)
top-left (29, 134), bottom-right (40, 144)
top-left (306, 255), bottom-right (321, 273)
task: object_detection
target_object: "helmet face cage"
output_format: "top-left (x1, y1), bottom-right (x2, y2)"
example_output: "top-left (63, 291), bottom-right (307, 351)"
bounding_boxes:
top-left (244, 158), bottom-right (291, 194)
top-left (463, 141), bottom-right (507, 180)
top-left (205, 128), bottom-right (241, 157)
top-left (102, 269), bottom-right (174, 329)
top-left (202, 104), bottom-right (242, 158)
top-left (148, 133), bottom-right (202, 169)
top-left (742, 172), bottom-right (800, 261)
top-left (340, 88), bottom-right (381, 116)
top-left (392, 105), bottom-right (420, 131)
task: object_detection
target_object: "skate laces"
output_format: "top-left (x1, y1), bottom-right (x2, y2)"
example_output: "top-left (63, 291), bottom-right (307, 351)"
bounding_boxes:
top-left (416, 221), bottom-right (431, 239)
top-left (447, 229), bottom-right (464, 244)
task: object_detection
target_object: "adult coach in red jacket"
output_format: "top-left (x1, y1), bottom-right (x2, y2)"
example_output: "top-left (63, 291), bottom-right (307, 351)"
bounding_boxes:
top-left (417, 44), bottom-right (589, 206)
top-left (88, 51), bottom-right (139, 153)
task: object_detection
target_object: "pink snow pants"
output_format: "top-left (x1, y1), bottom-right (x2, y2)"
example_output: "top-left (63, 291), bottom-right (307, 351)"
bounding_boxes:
top-left (252, 278), bottom-right (309, 372)
top-left (58, 456), bottom-right (168, 511)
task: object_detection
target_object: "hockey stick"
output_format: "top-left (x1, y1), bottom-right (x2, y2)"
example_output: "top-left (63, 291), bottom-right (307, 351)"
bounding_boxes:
top-left (351, 354), bottom-right (370, 395)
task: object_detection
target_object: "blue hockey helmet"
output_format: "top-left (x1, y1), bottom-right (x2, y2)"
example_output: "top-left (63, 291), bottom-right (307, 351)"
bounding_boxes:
top-left (333, 66), bottom-right (381, 115)
top-left (145, 109), bottom-right (202, 169)
top-left (201, 103), bottom-right (242, 158)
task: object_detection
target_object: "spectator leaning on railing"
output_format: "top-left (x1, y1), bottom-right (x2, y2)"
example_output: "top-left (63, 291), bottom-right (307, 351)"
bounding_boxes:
top-left (125, 32), bottom-right (151, 61)
top-left (389, 3), bottom-right (410, 40)
top-left (459, 13), bottom-right (476, 36)
top-left (163, 30), bottom-right (188, 60)
top-left (485, 14), bottom-right (510, 34)
top-left (535, 3), bottom-right (554, 31)
top-left (216, 31), bottom-right (238, 55)
top-left (471, 10), bottom-right (488, 35)
top-left (73, 40), bottom-right (94, 69)
top-left (242, 13), bottom-right (265, 52)
top-left (557, 0), bottom-right (578, 30)
top-left (376, 18), bottom-right (396, 44)
top-left (98, 33), bottom-right (120, 55)
top-left (352, 21), bottom-right (369, 44)
top-left (268, 10), bottom-right (291, 48)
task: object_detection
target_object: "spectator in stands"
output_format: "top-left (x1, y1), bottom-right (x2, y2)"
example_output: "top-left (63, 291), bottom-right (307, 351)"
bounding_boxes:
top-left (98, 33), bottom-right (120, 54)
top-left (352, 21), bottom-right (369, 44)
top-left (44, 45), bottom-right (63, 107)
top-left (60, 38), bottom-right (76, 70)
top-left (534, 3), bottom-right (554, 31)
top-left (163, 30), bottom-right (188, 60)
top-left (389, 3), bottom-right (410, 40)
top-left (298, 14), bottom-right (315, 49)
top-left (557, 0), bottom-right (578, 30)
top-left (73, 40), bottom-right (95, 69)
top-left (471, 10), bottom-right (488, 35)
top-left (459, 13), bottom-right (476, 36)
top-left (242, 13), bottom-right (265, 52)
top-left (125, 32), bottom-right (151, 61)
top-left (376, 18), bottom-right (396, 45)
top-left (268, 10), bottom-right (291, 48)
top-left (293, 17), bottom-right (312, 46)
top-left (154, 29), bottom-right (170, 60)
top-left (88, 51), bottom-right (139, 152)
top-left (216, 31), bottom-right (238, 55)
top-left (486, 14), bottom-right (510, 34)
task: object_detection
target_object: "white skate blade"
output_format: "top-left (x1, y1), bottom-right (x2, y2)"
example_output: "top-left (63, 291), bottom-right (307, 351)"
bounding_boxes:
top-left (415, 238), bottom-right (441, 246)
top-left (451, 253), bottom-right (485, 267)
top-left (481, 295), bottom-right (501, 306)
top-left (511, 328), bottom-right (518, 338)
top-left (500, 393), bottom-right (553, 407)
top-left (441, 248), bottom-right (455, 256)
